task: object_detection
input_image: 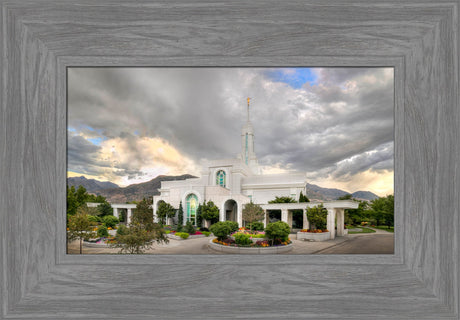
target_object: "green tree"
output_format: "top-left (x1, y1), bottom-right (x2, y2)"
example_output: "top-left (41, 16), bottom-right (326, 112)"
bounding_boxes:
top-left (344, 200), bottom-right (369, 225)
top-left (132, 198), bottom-right (154, 231)
top-left (75, 185), bottom-right (88, 206)
top-left (209, 221), bottom-right (233, 241)
top-left (366, 195), bottom-right (394, 227)
top-left (242, 202), bottom-right (264, 230)
top-left (67, 205), bottom-right (97, 254)
top-left (306, 204), bottom-right (328, 231)
top-left (177, 201), bottom-right (184, 231)
top-left (111, 221), bottom-right (168, 254)
top-left (268, 196), bottom-right (296, 203)
top-left (66, 185), bottom-right (79, 215)
top-left (299, 191), bottom-right (310, 202)
top-left (337, 194), bottom-right (353, 200)
top-left (265, 221), bottom-right (291, 245)
top-left (201, 201), bottom-right (219, 225)
top-left (102, 215), bottom-right (119, 228)
top-left (196, 203), bottom-right (203, 228)
top-left (156, 201), bottom-right (176, 225)
top-left (97, 202), bottom-right (113, 217)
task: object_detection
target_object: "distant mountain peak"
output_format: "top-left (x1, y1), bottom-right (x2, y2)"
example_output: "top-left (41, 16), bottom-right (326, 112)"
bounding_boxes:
top-left (306, 183), bottom-right (379, 201)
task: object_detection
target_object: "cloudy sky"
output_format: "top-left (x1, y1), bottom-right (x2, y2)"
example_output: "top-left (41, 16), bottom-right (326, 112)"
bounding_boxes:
top-left (68, 67), bottom-right (394, 196)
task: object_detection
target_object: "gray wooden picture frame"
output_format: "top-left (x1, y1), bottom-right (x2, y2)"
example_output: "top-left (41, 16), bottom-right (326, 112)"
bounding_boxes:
top-left (1, 1), bottom-right (459, 319)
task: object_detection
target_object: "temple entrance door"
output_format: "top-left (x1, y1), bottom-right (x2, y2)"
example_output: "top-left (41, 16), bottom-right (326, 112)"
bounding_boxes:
top-left (224, 200), bottom-right (237, 222)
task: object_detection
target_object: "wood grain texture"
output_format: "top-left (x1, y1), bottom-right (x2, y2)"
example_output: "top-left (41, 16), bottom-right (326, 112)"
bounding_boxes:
top-left (0, 1), bottom-right (459, 319)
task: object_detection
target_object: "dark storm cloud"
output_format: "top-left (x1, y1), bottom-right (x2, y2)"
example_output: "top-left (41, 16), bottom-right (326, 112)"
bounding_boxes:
top-left (68, 67), bottom-right (394, 185)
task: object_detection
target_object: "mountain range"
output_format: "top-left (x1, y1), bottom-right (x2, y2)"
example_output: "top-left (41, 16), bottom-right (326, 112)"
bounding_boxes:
top-left (67, 175), bottom-right (379, 203)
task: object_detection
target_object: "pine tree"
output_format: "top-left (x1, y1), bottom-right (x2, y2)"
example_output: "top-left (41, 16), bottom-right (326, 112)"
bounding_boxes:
top-left (177, 201), bottom-right (184, 231)
top-left (132, 198), bottom-right (154, 231)
top-left (299, 191), bottom-right (310, 203)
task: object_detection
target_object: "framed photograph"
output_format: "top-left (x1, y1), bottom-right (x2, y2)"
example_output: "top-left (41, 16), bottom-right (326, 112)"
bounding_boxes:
top-left (66, 66), bottom-right (395, 255)
top-left (1, 1), bottom-right (458, 319)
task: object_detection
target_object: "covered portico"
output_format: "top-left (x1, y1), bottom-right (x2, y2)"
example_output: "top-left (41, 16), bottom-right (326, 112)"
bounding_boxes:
top-left (260, 200), bottom-right (359, 240)
top-left (111, 204), bottom-right (137, 224)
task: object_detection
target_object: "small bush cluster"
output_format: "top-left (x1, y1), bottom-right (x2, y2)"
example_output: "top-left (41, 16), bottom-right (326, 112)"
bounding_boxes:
top-left (87, 215), bottom-right (102, 223)
top-left (116, 224), bottom-right (128, 236)
top-left (209, 221), bottom-right (239, 241)
top-left (184, 221), bottom-right (196, 234)
top-left (234, 233), bottom-right (253, 246)
top-left (97, 225), bottom-right (109, 238)
top-left (102, 215), bottom-right (119, 228)
top-left (250, 221), bottom-right (264, 231)
top-left (175, 232), bottom-right (189, 239)
top-left (264, 221), bottom-right (291, 244)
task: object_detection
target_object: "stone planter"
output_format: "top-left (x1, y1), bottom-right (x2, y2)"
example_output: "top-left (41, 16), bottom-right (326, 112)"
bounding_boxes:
top-left (208, 239), bottom-right (293, 254)
top-left (297, 231), bottom-right (331, 242)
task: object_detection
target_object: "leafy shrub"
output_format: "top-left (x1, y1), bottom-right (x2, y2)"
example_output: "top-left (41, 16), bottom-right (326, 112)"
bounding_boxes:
top-left (185, 221), bottom-right (196, 234)
top-left (224, 221), bottom-right (239, 233)
top-left (265, 221), bottom-right (290, 244)
top-left (234, 233), bottom-right (252, 246)
top-left (199, 227), bottom-right (210, 232)
top-left (87, 215), bottom-right (101, 223)
top-left (102, 215), bottom-right (119, 229)
top-left (175, 232), bottom-right (189, 239)
top-left (202, 231), bottom-right (211, 237)
top-left (250, 221), bottom-right (264, 231)
top-left (210, 221), bottom-right (233, 241)
top-left (97, 225), bottom-right (109, 238)
top-left (249, 233), bottom-right (266, 238)
top-left (306, 204), bottom-right (328, 231)
top-left (116, 224), bottom-right (128, 236)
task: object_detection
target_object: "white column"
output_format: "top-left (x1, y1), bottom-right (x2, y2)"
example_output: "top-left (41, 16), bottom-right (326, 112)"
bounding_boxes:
top-left (127, 208), bottom-right (132, 224)
top-left (327, 208), bottom-right (336, 239)
top-left (336, 208), bottom-right (345, 236)
top-left (153, 205), bottom-right (159, 223)
top-left (113, 207), bottom-right (119, 219)
top-left (287, 211), bottom-right (293, 228)
top-left (281, 209), bottom-right (288, 223)
top-left (263, 210), bottom-right (267, 228)
top-left (237, 204), bottom-right (243, 227)
top-left (302, 209), bottom-right (309, 230)
top-left (220, 206), bottom-right (225, 222)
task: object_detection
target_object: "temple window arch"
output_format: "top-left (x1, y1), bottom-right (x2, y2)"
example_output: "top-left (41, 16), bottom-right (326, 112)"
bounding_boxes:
top-left (216, 170), bottom-right (226, 188)
top-left (185, 193), bottom-right (198, 225)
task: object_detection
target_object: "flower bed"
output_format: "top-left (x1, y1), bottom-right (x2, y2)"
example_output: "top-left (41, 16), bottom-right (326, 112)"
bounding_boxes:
top-left (209, 238), bottom-right (293, 254)
top-left (229, 230), bottom-right (268, 243)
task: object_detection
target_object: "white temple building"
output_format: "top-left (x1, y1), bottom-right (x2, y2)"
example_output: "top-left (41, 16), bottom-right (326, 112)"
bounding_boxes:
top-left (152, 98), bottom-right (358, 239)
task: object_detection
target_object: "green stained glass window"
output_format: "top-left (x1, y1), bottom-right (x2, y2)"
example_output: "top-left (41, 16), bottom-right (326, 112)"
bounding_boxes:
top-left (216, 170), bottom-right (226, 188)
top-left (186, 194), bottom-right (198, 225)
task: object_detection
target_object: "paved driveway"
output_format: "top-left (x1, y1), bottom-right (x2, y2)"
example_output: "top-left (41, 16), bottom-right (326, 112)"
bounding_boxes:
top-left (68, 228), bottom-right (394, 255)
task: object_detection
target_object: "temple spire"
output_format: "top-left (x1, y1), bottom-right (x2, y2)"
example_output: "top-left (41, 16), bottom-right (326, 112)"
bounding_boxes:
top-left (246, 97), bottom-right (251, 122)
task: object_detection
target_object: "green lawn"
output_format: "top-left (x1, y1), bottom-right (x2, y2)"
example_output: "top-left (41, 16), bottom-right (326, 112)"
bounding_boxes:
top-left (348, 227), bottom-right (376, 234)
top-left (372, 226), bottom-right (394, 233)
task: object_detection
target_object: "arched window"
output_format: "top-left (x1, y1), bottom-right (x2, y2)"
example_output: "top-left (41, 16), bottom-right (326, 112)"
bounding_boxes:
top-left (186, 194), bottom-right (198, 225)
top-left (216, 170), bottom-right (226, 188)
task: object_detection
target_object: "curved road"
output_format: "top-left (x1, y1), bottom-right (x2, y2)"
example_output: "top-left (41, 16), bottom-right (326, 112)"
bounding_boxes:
top-left (313, 228), bottom-right (394, 254)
